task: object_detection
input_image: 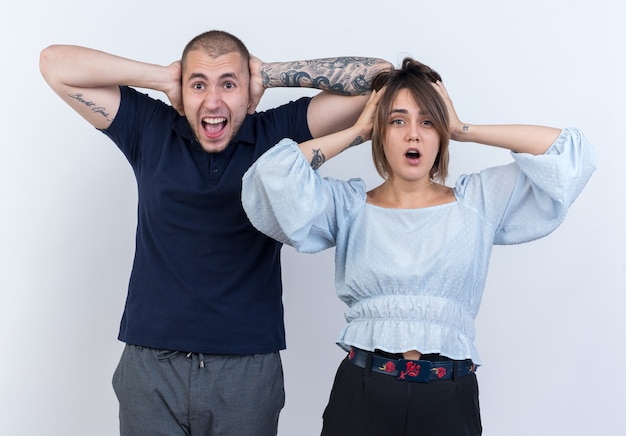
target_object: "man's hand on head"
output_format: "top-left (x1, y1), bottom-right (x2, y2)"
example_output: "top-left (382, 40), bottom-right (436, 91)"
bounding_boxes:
top-left (248, 55), bottom-right (265, 114)
top-left (165, 60), bottom-right (184, 116)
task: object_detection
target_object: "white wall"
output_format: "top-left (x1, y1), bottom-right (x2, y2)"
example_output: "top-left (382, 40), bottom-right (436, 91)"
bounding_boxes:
top-left (1, 0), bottom-right (624, 434)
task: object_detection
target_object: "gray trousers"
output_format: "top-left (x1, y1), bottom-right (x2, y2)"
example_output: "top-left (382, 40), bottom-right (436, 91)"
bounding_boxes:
top-left (112, 344), bottom-right (285, 436)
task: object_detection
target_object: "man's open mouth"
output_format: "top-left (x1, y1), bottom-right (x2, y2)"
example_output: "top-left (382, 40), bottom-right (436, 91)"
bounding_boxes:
top-left (202, 117), bottom-right (227, 138)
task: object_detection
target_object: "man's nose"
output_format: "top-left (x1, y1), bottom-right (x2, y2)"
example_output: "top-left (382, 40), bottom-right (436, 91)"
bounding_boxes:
top-left (202, 88), bottom-right (222, 108)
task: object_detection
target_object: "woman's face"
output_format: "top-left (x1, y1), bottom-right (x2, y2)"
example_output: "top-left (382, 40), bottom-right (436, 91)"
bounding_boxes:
top-left (382, 88), bottom-right (441, 184)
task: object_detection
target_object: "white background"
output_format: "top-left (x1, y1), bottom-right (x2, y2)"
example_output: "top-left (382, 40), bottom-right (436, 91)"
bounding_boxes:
top-left (1, 0), bottom-right (624, 434)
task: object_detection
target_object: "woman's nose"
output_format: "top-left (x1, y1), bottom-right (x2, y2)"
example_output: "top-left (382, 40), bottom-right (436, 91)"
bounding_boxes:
top-left (406, 124), bottom-right (420, 142)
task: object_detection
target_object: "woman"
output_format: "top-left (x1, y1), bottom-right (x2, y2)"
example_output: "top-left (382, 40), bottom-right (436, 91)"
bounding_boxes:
top-left (242, 58), bottom-right (596, 435)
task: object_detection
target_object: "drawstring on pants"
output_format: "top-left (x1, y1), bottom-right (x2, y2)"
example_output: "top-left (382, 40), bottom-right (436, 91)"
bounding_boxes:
top-left (186, 352), bottom-right (205, 368)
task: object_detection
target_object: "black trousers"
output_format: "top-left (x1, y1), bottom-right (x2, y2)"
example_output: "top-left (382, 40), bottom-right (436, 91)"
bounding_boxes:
top-left (321, 354), bottom-right (482, 436)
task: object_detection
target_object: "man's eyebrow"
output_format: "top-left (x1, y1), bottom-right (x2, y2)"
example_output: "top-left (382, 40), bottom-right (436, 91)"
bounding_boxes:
top-left (188, 72), bottom-right (207, 81)
top-left (188, 71), bottom-right (239, 81)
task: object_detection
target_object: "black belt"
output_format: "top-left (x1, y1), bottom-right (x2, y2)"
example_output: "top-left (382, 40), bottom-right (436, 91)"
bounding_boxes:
top-left (348, 347), bottom-right (476, 383)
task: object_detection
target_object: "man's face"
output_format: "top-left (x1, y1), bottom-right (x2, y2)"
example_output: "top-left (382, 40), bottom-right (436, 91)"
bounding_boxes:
top-left (182, 50), bottom-right (250, 153)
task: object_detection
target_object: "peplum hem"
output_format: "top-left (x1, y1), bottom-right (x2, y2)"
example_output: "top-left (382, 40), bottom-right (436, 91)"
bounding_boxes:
top-left (337, 294), bottom-right (482, 364)
top-left (337, 319), bottom-right (482, 365)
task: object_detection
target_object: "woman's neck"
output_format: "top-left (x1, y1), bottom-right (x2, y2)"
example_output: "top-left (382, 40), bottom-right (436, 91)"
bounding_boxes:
top-left (367, 178), bottom-right (454, 209)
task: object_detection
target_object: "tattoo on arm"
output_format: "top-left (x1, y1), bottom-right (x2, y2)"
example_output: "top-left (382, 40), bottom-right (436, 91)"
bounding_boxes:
top-left (462, 125), bottom-right (469, 132)
top-left (263, 57), bottom-right (386, 96)
top-left (310, 137), bottom-right (362, 170)
top-left (349, 136), bottom-right (364, 148)
top-left (310, 148), bottom-right (326, 170)
top-left (68, 93), bottom-right (112, 121)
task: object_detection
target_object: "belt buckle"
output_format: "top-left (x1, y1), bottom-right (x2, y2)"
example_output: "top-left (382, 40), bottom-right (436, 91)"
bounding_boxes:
top-left (397, 359), bottom-right (431, 383)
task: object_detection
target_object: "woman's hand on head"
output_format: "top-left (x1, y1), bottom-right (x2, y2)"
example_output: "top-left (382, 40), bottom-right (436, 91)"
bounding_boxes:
top-left (432, 81), bottom-right (464, 141)
top-left (355, 88), bottom-right (383, 142)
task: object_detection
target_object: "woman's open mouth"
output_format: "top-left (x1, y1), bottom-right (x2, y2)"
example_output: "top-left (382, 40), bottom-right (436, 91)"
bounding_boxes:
top-left (405, 149), bottom-right (421, 161)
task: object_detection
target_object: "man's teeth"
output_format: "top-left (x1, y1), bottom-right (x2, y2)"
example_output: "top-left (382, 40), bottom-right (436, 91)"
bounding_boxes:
top-left (203, 117), bottom-right (226, 124)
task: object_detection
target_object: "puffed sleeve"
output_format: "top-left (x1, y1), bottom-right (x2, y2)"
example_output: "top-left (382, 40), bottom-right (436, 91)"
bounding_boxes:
top-left (242, 138), bottom-right (367, 253)
top-left (455, 127), bottom-right (596, 245)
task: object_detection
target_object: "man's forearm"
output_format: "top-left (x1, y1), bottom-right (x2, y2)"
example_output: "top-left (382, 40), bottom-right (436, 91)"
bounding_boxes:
top-left (40, 44), bottom-right (182, 128)
top-left (261, 57), bottom-right (391, 95)
top-left (40, 45), bottom-right (174, 93)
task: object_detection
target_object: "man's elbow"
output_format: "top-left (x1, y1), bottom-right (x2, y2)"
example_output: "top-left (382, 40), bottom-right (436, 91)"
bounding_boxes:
top-left (39, 45), bottom-right (60, 82)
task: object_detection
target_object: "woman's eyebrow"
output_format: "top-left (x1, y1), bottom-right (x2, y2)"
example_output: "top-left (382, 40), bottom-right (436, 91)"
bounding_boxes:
top-left (388, 108), bottom-right (430, 115)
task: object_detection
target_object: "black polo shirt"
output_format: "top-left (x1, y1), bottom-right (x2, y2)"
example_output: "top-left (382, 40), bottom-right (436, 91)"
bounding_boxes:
top-left (102, 86), bottom-right (312, 354)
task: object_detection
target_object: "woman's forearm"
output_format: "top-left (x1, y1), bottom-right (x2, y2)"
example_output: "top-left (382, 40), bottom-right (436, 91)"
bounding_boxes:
top-left (452, 123), bottom-right (562, 155)
top-left (297, 124), bottom-right (368, 169)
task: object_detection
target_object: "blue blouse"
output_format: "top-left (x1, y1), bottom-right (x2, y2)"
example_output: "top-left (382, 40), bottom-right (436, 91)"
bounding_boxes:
top-left (242, 128), bottom-right (596, 364)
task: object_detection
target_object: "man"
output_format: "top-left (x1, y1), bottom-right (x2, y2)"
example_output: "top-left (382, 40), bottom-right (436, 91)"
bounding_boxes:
top-left (39, 30), bottom-right (390, 435)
